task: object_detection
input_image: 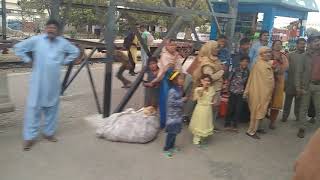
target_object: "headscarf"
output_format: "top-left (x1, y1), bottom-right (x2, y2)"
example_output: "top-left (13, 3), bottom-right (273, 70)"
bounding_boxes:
top-left (198, 41), bottom-right (219, 60)
top-left (257, 46), bottom-right (271, 61)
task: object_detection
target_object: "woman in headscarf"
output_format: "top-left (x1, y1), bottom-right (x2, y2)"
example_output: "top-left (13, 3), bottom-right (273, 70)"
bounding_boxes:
top-left (151, 39), bottom-right (183, 128)
top-left (244, 47), bottom-right (275, 139)
top-left (269, 40), bottom-right (289, 129)
top-left (191, 41), bottom-right (224, 125)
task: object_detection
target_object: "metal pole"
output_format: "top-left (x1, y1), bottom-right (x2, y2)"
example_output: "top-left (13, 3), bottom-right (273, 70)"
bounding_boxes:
top-left (206, 0), bottom-right (222, 35)
top-left (102, 0), bottom-right (117, 118)
top-left (2, 0), bottom-right (7, 40)
top-left (61, 62), bottom-right (74, 94)
top-left (226, 0), bottom-right (238, 42)
top-left (61, 45), bottom-right (101, 94)
top-left (86, 63), bottom-right (102, 114)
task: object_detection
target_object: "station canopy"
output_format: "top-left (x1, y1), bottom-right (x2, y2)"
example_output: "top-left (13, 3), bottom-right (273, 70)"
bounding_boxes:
top-left (211, 0), bottom-right (319, 12)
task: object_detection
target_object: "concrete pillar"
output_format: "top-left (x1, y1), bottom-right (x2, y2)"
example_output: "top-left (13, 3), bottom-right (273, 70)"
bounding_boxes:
top-left (210, 22), bottom-right (218, 40)
top-left (0, 73), bottom-right (14, 113)
top-left (262, 9), bottom-right (275, 33)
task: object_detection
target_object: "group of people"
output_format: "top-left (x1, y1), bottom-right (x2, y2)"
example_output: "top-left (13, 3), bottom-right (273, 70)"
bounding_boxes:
top-left (13, 18), bottom-right (319, 155)
top-left (142, 31), bottom-right (319, 157)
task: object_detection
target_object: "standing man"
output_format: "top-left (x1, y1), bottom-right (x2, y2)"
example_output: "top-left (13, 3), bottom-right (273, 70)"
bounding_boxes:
top-left (296, 34), bottom-right (320, 138)
top-left (124, 25), bottom-right (139, 76)
top-left (282, 38), bottom-right (306, 122)
top-left (140, 25), bottom-right (153, 65)
top-left (249, 30), bottom-right (269, 69)
top-left (14, 19), bottom-right (80, 150)
top-left (231, 37), bottom-right (251, 68)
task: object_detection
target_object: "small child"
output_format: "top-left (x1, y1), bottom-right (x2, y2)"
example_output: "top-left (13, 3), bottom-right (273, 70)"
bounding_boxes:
top-left (163, 71), bottom-right (187, 158)
top-left (143, 57), bottom-right (160, 108)
top-left (224, 56), bottom-right (250, 131)
top-left (189, 74), bottom-right (215, 145)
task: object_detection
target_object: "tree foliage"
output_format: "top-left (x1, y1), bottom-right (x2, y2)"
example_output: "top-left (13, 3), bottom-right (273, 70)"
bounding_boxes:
top-left (17, 0), bottom-right (211, 33)
top-left (17, 0), bottom-right (49, 21)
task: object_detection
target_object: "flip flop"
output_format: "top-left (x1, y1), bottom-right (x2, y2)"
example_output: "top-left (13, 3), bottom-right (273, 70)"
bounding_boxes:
top-left (163, 151), bottom-right (173, 158)
top-left (171, 147), bottom-right (180, 153)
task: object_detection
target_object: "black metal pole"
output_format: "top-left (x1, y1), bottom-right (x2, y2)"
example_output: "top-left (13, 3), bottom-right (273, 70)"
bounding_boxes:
top-left (2, 0), bottom-right (7, 40)
top-left (102, 0), bottom-right (117, 118)
top-left (61, 38), bottom-right (104, 94)
top-left (86, 62), bottom-right (102, 114)
top-left (61, 59), bottom-right (87, 94)
top-left (61, 62), bottom-right (74, 95)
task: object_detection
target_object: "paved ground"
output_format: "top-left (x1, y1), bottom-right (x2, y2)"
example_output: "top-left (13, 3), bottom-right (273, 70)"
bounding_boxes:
top-left (0, 64), bottom-right (318, 180)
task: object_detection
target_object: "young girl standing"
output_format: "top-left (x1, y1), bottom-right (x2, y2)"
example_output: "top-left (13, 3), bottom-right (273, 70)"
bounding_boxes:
top-left (189, 74), bottom-right (215, 145)
top-left (143, 57), bottom-right (160, 108)
top-left (163, 71), bottom-right (187, 157)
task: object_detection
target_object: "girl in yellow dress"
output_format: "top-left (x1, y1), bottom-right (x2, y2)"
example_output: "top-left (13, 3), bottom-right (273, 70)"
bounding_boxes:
top-left (189, 74), bottom-right (215, 145)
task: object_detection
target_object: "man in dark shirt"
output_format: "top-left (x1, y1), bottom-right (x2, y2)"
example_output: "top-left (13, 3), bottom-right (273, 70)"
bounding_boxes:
top-left (231, 38), bottom-right (251, 68)
top-left (296, 34), bottom-right (320, 138)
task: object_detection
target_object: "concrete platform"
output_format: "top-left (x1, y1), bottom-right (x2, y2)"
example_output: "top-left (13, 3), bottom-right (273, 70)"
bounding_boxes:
top-left (0, 73), bottom-right (14, 113)
top-left (0, 64), bottom-right (317, 180)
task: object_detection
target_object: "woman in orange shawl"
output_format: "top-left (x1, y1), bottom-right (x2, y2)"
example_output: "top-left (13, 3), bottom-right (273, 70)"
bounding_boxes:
top-left (269, 40), bottom-right (289, 129)
top-left (244, 47), bottom-right (275, 139)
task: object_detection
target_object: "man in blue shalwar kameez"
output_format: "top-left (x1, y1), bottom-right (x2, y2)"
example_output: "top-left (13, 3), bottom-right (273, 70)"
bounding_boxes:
top-left (14, 19), bottom-right (80, 151)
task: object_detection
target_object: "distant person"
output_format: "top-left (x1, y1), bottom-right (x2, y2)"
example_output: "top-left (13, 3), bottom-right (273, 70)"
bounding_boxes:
top-left (282, 38), bottom-right (306, 122)
top-left (94, 25), bottom-right (101, 39)
top-left (217, 35), bottom-right (231, 67)
top-left (244, 47), bottom-right (274, 139)
top-left (124, 25), bottom-right (139, 76)
top-left (140, 25), bottom-right (154, 65)
top-left (249, 30), bottom-right (270, 69)
top-left (14, 19), bottom-right (80, 151)
top-left (159, 27), bottom-right (166, 39)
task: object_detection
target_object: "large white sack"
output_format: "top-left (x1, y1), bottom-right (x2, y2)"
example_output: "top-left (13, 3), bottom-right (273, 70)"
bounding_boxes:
top-left (96, 108), bottom-right (160, 143)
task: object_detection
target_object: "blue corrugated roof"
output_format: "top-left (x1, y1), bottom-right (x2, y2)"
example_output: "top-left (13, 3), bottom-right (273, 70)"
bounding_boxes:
top-left (211, 0), bottom-right (319, 12)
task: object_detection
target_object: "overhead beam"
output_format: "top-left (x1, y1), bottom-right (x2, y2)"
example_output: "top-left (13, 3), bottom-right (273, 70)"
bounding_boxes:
top-left (60, 1), bottom-right (235, 18)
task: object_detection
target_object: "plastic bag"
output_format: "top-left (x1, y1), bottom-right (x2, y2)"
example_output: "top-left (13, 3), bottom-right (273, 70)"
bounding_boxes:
top-left (96, 108), bottom-right (160, 143)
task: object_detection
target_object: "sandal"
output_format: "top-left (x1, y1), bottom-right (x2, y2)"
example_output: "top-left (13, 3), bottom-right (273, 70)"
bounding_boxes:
top-left (246, 132), bottom-right (260, 140)
top-left (163, 151), bottom-right (173, 158)
top-left (23, 140), bottom-right (35, 151)
top-left (171, 147), bottom-right (180, 153)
